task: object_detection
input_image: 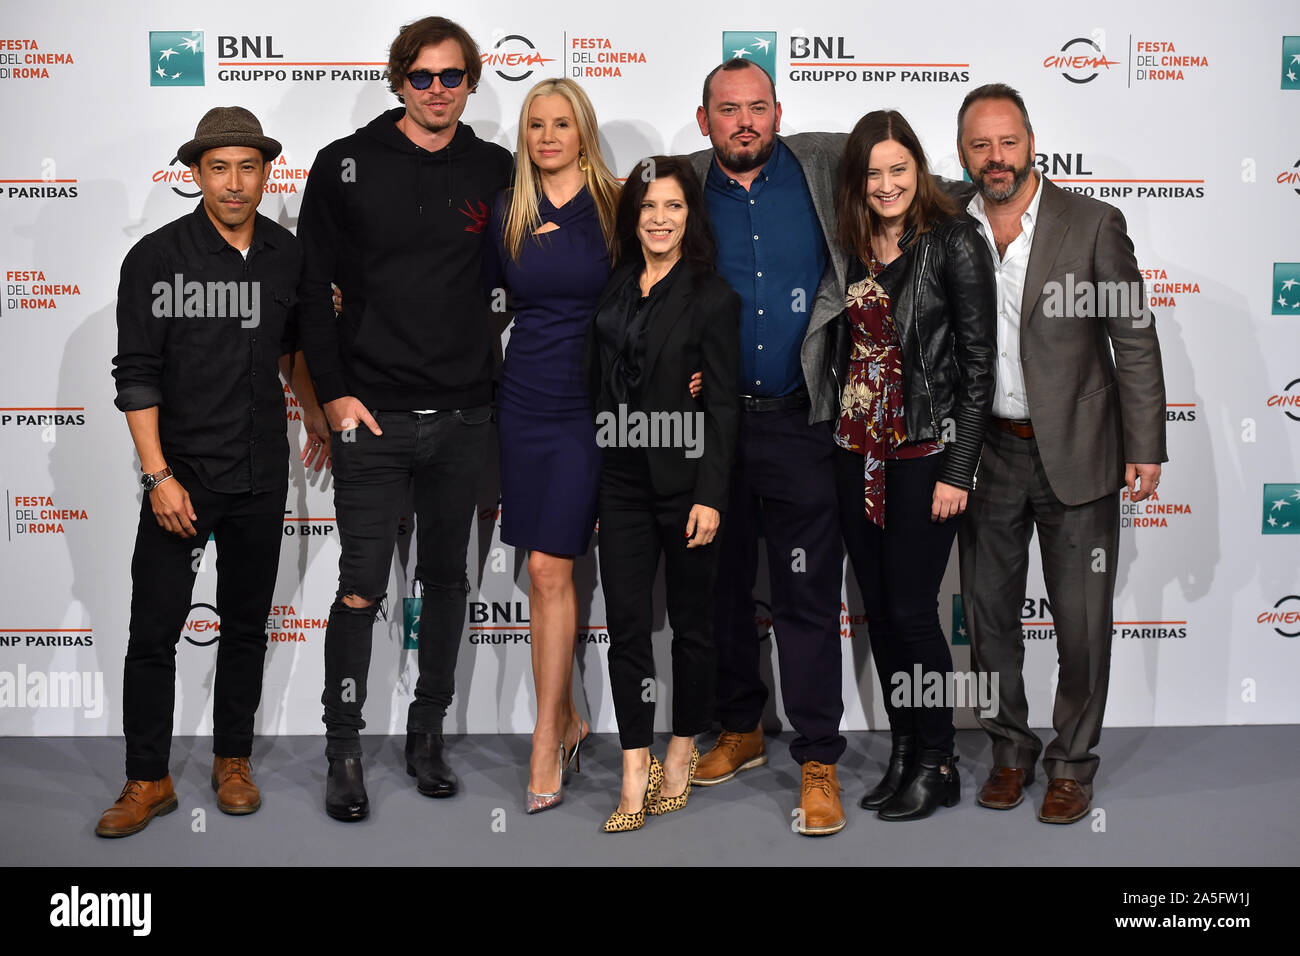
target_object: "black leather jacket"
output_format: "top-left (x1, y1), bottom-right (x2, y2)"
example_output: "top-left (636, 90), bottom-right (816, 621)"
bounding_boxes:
top-left (830, 214), bottom-right (997, 490)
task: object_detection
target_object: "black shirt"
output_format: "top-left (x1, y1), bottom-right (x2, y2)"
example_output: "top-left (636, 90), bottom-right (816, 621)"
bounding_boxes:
top-left (112, 202), bottom-right (301, 495)
top-left (595, 259), bottom-right (685, 413)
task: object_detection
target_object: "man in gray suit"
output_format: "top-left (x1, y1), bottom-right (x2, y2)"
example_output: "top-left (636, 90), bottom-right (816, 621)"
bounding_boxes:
top-left (685, 58), bottom-right (851, 836)
top-left (955, 83), bottom-right (1167, 823)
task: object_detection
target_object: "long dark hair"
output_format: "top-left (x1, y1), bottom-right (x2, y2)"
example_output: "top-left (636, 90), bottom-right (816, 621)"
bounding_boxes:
top-left (615, 155), bottom-right (717, 277)
top-left (836, 110), bottom-right (955, 264)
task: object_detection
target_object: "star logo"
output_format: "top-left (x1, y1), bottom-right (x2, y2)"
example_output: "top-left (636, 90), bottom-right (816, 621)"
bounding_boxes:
top-left (1262, 483), bottom-right (1300, 534)
top-left (1273, 263), bottom-right (1300, 314)
top-left (1283, 37), bottom-right (1300, 90)
top-left (150, 31), bottom-right (204, 87)
top-left (721, 31), bottom-right (777, 80)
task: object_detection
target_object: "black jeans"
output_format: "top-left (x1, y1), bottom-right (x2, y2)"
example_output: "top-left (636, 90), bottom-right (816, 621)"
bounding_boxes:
top-left (712, 407), bottom-right (846, 765)
top-left (322, 407), bottom-right (490, 759)
top-left (598, 449), bottom-right (717, 751)
top-left (122, 460), bottom-right (283, 781)
top-left (835, 446), bottom-right (958, 752)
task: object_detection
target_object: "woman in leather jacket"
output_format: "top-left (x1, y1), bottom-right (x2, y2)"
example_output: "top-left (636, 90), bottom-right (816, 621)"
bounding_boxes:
top-left (831, 110), bottom-right (996, 820)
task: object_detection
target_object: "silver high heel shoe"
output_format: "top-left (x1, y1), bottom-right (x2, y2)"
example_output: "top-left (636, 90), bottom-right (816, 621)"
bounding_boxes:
top-left (525, 743), bottom-right (566, 814)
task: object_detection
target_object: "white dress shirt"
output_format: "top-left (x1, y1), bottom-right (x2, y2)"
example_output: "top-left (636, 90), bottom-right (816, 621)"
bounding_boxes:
top-left (966, 170), bottom-right (1045, 421)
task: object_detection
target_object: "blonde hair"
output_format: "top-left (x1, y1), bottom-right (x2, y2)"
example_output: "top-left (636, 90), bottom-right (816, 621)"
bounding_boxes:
top-left (503, 78), bottom-right (621, 262)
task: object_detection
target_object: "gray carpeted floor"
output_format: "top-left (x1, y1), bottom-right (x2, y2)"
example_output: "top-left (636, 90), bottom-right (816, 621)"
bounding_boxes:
top-left (3, 727), bottom-right (1295, 866)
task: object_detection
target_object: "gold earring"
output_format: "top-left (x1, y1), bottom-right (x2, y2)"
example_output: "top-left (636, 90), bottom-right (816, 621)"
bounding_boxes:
top-left (578, 152), bottom-right (590, 172)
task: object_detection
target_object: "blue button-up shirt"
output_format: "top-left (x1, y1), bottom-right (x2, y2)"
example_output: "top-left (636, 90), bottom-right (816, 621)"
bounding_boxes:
top-left (705, 140), bottom-right (828, 397)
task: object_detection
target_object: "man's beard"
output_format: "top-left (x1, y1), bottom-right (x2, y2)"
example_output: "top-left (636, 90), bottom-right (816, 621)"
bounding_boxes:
top-left (975, 160), bottom-right (1032, 202)
top-left (716, 133), bottom-right (776, 174)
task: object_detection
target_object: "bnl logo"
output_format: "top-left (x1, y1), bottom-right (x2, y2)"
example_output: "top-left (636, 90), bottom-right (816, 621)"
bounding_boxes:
top-left (950, 595), bottom-right (970, 646)
top-left (1274, 263), bottom-right (1300, 315)
top-left (722, 32), bottom-right (776, 80)
top-left (150, 31), bottom-right (204, 86)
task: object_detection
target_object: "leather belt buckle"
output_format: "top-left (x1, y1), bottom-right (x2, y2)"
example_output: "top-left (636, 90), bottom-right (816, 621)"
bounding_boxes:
top-left (740, 387), bottom-right (810, 413)
top-left (993, 416), bottom-right (1034, 439)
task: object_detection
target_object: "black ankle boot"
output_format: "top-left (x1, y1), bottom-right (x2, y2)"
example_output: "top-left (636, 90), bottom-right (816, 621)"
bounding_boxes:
top-left (876, 750), bottom-right (960, 821)
top-left (325, 757), bottom-right (368, 821)
top-left (405, 732), bottom-right (458, 798)
top-left (860, 733), bottom-right (917, 811)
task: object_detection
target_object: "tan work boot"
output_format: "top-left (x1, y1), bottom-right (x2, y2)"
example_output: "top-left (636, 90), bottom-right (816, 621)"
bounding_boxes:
top-left (797, 761), bottom-right (846, 836)
top-left (693, 725), bottom-right (767, 786)
top-left (95, 776), bottom-right (179, 838)
top-left (212, 756), bottom-right (261, 814)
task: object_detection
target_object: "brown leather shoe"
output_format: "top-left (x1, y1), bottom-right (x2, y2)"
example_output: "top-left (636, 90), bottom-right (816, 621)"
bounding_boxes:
top-left (693, 725), bottom-right (767, 786)
top-left (796, 761), bottom-right (846, 836)
top-left (1038, 778), bottom-right (1090, 824)
top-left (212, 756), bottom-right (261, 815)
top-left (977, 766), bottom-right (1030, 809)
top-left (95, 777), bottom-right (178, 838)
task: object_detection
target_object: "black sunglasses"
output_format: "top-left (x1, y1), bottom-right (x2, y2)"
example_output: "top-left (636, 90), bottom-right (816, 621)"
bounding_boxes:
top-left (406, 68), bottom-right (467, 90)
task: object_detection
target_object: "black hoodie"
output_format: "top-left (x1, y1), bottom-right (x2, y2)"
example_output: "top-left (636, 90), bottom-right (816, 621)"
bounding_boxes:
top-left (297, 108), bottom-right (512, 410)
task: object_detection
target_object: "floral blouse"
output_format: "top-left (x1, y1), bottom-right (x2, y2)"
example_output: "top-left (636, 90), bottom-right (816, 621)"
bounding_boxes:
top-left (834, 250), bottom-right (942, 527)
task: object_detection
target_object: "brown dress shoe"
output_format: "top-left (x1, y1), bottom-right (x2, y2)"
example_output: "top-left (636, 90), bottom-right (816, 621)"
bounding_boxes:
top-left (95, 777), bottom-right (178, 838)
top-left (693, 725), bottom-right (767, 786)
top-left (797, 761), bottom-right (846, 836)
top-left (212, 756), bottom-right (261, 815)
top-left (1038, 778), bottom-right (1090, 824)
top-left (977, 766), bottom-right (1030, 809)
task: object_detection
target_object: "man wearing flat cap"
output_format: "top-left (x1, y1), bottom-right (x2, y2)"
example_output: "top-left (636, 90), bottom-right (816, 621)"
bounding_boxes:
top-left (99, 106), bottom-right (328, 837)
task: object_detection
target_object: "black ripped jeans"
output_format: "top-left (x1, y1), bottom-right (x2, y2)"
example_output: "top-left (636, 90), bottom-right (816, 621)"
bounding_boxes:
top-left (321, 408), bottom-right (490, 759)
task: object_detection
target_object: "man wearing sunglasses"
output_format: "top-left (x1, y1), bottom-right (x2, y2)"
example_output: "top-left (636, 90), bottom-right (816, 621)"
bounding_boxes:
top-left (297, 16), bottom-right (512, 820)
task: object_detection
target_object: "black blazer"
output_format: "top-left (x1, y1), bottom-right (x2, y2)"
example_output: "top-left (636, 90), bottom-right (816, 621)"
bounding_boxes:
top-left (584, 259), bottom-right (741, 512)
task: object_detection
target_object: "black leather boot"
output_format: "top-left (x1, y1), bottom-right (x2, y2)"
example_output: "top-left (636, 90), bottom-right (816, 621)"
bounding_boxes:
top-left (325, 757), bottom-right (368, 821)
top-left (859, 733), bottom-right (917, 811)
top-left (405, 732), bottom-right (458, 798)
top-left (876, 750), bottom-right (960, 821)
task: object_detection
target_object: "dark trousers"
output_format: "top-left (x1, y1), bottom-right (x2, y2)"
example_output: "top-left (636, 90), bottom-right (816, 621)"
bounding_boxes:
top-left (712, 407), bottom-right (846, 765)
top-left (958, 425), bottom-right (1120, 785)
top-left (122, 461), bottom-right (283, 781)
top-left (598, 449), bottom-right (717, 750)
top-left (322, 407), bottom-right (490, 759)
top-left (835, 446), bottom-right (958, 752)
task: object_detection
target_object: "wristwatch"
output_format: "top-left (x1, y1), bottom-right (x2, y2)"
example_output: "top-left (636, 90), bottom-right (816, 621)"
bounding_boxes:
top-left (141, 467), bottom-right (174, 492)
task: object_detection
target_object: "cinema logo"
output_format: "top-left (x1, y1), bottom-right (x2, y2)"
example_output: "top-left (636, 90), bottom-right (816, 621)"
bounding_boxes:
top-left (1133, 40), bottom-right (1209, 82)
top-left (151, 274), bottom-right (261, 327)
top-left (1043, 36), bottom-right (1120, 84)
top-left (840, 600), bottom-right (866, 639)
top-left (1141, 266), bottom-right (1200, 310)
top-left (0, 628), bottom-right (94, 649)
top-left (786, 32), bottom-right (969, 84)
top-left (0, 39), bottom-right (74, 79)
top-left (0, 666), bottom-right (103, 718)
top-left (485, 34), bottom-right (554, 82)
top-left (182, 603), bottom-right (220, 647)
top-left (1259, 595), bottom-right (1300, 638)
top-left (5, 269), bottom-right (82, 311)
top-left (49, 886), bottom-right (150, 936)
top-left (282, 509), bottom-right (335, 537)
top-left (1042, 151), bottom-right (1204, 200)
top-left (265, 604), bottom-right (324, 644)
top-left (7, 493), bottom-right (87, 537)
top-left (215, 34), bottom-right (382, 83)
top-left (154, 153), bottom-right (308, 199)
top-left (570, 34), bottom-right (648, 79)
top-left (1267, 379), bottom-right (1300, 422)
top-left (1121, 487), bottom-right (1190, 529)
top-left (1279, 159), bottom-right (1300, 198)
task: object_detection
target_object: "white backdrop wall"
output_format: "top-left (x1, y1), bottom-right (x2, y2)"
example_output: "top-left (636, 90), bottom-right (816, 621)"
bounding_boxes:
top-left (1, 0), bottom-right (1297, 739)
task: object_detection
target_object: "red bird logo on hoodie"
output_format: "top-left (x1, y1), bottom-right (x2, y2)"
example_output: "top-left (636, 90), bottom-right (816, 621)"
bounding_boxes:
top-left (459, 199), bottom-right (489, 234)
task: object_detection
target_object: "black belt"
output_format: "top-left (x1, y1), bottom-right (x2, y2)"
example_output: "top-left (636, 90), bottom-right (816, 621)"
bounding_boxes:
top-left (741, 387), bottom-right (810, 413)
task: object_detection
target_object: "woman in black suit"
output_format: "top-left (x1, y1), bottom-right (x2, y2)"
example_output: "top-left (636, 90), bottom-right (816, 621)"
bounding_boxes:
top-left (585, 155), bottom-right (740, 832)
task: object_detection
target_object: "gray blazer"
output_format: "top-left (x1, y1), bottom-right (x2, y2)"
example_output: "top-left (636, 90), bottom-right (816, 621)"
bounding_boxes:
top-left (690, 132), bottom-right (848, 423)
top-left (995, 176), bottom-right (1168, 505)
